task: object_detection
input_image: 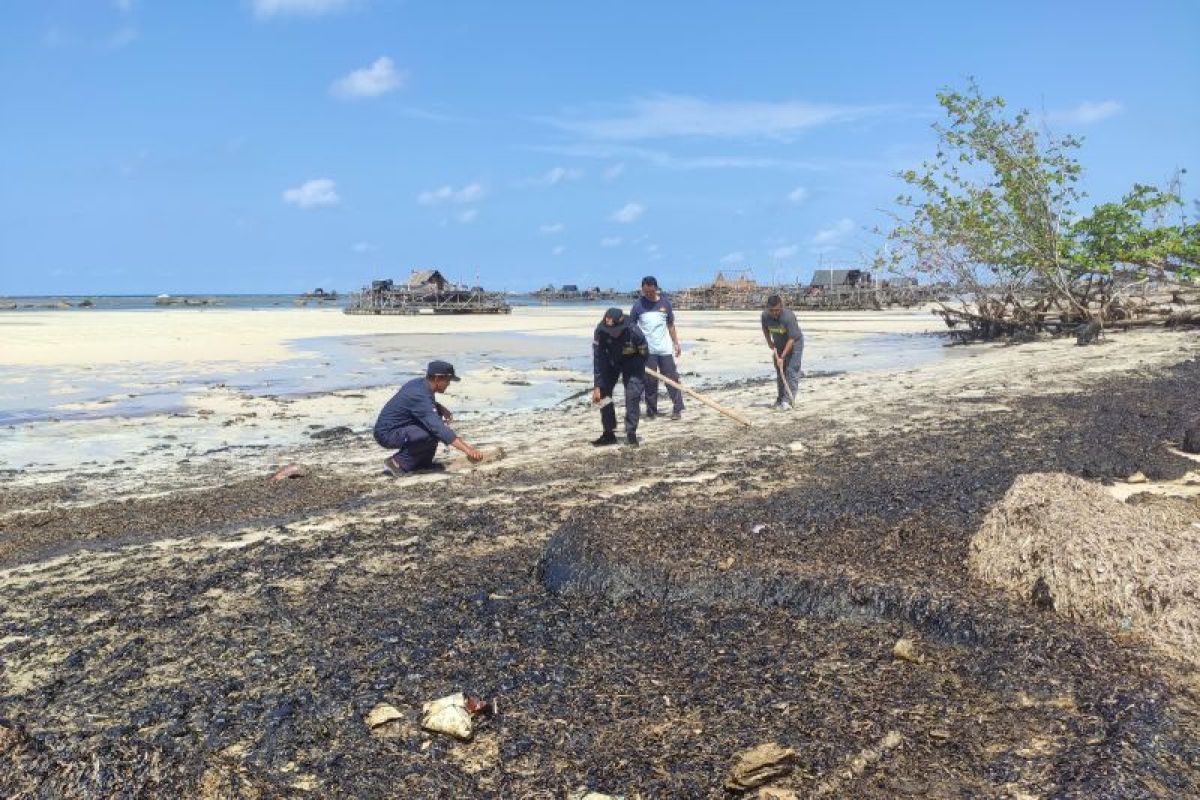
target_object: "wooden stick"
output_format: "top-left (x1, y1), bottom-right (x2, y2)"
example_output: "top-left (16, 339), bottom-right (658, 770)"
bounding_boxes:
top-left (644, 367), bottom-right (753, 427)
top-left (771, 346), bottom-right (796, 405)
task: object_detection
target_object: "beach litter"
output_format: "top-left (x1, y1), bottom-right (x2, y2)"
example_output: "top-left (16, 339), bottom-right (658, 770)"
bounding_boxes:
top-left (725, 742), bottom-right (796, 792)
top-left (568, 788), bottom-right (624, 800)
top-left (365, 704), bottom-right (403, 728)
top-left (270, 463), bottom-right (308, 480)
top-left (420, 693), bottom-right (497, 740)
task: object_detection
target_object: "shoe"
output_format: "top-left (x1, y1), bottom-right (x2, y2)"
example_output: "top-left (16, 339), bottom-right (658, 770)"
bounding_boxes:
top-left (644, 411), bottom-right (658, 420)
top-left (383, 456), bottom-right (404, 477)
top-left (670, 410), bottom-right (681, 421)
top-left (592, 432), bottom-right (619, 447)
top-left (626, 433), bottom-right (639, 447)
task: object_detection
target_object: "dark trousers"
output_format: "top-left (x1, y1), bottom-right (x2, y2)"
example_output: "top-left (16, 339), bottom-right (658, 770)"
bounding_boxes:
top-left (775, 339), bottom-right (803, 404)
top-left (643, 354), bottom-right (684, 415)
top-left (598, 368), bottom-right (644, 436)
top-left (374, 424), bottom-right (439, 472)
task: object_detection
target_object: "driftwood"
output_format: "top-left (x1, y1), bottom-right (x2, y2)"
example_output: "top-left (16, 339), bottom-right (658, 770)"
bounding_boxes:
top-left (936, 281), bottom-right (1200, 343)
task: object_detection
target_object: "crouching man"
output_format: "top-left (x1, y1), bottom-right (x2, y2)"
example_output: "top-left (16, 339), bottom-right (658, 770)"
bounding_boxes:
top-left (591, 307), bottom-right (648, 447)
top-left (375, 360), bottom-right (483, 475)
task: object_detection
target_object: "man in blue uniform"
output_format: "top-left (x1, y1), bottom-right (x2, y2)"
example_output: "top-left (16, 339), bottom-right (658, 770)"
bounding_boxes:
top-left (591, 307), bottom-right (648, 447)
top-left (374, 360), bottom-right (483, 475)
top-left (628, 275), bottom-right (684, 420)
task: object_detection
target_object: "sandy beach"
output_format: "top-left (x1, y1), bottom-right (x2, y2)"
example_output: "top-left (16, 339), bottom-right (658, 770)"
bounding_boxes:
top-left (0, 305), bottom-right (956, 485)
top-left (2, 308), bottom-right (1199, 796)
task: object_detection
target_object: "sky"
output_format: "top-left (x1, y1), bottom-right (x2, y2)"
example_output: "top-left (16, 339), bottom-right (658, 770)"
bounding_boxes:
top-left (1, 0), bottom-right (1198, 295)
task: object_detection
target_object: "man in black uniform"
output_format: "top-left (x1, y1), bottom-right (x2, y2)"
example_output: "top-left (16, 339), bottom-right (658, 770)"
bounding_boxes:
top-left (591, 307), bottom-right (648, 447)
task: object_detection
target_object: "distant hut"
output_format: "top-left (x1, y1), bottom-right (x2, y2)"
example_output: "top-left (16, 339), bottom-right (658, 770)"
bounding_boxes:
top-left (405, 269), bottom-right (450, 294)
top-left (810, 269), bottom-right (872, 292)
top-left (675, 270), bottom-right (763, 309)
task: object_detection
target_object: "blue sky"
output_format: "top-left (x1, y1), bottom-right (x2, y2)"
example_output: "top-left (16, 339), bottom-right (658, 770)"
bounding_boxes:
top-left (2, 0), bottom-right (1197, 295)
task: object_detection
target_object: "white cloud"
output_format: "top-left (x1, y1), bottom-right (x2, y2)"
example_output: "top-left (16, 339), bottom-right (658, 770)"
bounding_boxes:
top-left (787, 186), bottom-right (809, 204)
top-left (1047, 100), bottom-right (1123, 125)
top-left (721, 251), bottom-right (745, 264)
top-left (282, 178), bottom-right (340, 208)
top-left (812, 218), bottom-right (855, 245)
top-left (417, 182), bottom-right (486, 205)
top-left (458, 209), bottom-right (479, 224)
top-left (526, 166), bottom-right (583, 186)
top-left (535, 142), bottom-right (864, 172)
top-left (601, 236), bottom-right (623, 247)
top-left (352, 241), bottom-right (376, 253)
top-left (771, 244), bottom-right (799, 259)
top-left (539, 223), bottom-right (565, 235)
top-left (331, 57), bottom-right (406, 99)
top-left (645, 243), bottom-right (659, 254)
top-left (253, 0), bottom-right (353, 18)
top-left (115, 0), bottom-right (135, 12)
top-left (610, 202), bottom-right (644, 223)
top-left (547, 94), bottom-right (890, 141)
top-left (552, 246), bottom-right (566, 256)
top-left (603, 162), bottom-right (626, 182)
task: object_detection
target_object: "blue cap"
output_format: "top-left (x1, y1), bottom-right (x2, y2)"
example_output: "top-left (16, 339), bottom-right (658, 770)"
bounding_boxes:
top-left (426, 360), bottom-right (460, 381)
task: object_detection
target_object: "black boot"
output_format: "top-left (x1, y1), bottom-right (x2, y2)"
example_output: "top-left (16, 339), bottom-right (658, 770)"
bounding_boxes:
top-left (592, 431), bottom-right (619, 447)
top-left (625, 432), bottom-right (639, 447)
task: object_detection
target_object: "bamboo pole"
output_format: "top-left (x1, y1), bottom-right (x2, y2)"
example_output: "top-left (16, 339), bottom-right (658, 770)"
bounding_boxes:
top-left (644, 367), bottom-right (753, 428)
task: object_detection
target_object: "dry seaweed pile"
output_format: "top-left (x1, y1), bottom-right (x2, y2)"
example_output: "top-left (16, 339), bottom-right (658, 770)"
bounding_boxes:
top-left (970, 472), bottom-right (1200, 664)
top-left (0, 359), bottom-right (1198, 797)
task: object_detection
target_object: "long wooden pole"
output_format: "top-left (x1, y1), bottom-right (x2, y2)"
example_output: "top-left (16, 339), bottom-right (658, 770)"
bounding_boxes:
top-left (771, 345), bottom-right (796, 405)
top-left (644, 367), bottom-right (753, 427)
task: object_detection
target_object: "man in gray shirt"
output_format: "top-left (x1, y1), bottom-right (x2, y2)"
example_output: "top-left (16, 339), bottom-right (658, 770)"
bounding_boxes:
top-left (761, 294), bottom-right (803, 409)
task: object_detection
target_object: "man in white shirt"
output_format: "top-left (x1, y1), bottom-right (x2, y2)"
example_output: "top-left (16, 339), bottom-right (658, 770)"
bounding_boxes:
top-left (628, 276), bottom-right (684, 420)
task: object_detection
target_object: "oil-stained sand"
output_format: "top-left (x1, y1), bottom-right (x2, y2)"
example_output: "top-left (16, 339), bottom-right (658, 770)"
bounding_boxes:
top-left (1, 355), bottom-right (1198, 796)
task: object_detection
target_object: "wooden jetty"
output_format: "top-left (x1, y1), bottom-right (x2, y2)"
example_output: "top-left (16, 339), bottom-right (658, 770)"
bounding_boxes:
top-left (344, 270), bottom-right (511, 315)
top-left (673, 269), bottom-right (947, 311)
top-left (532, 284), bottom-right (630, 302)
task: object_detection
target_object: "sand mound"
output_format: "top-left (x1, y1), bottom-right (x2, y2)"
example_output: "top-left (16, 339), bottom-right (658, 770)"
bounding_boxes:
top-left (969, 472), bottom-right (1200, 664)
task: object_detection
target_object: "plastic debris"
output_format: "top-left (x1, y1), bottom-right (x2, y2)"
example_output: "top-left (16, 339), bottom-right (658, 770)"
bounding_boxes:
top-left (421, 692), bottom-right (496, 740)
top-left (364, 704), bottom-right (403, 729)
top-left (568, 789), bottom-right (624, 800)
top-left (270, 463), bottom-right (308, 481)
